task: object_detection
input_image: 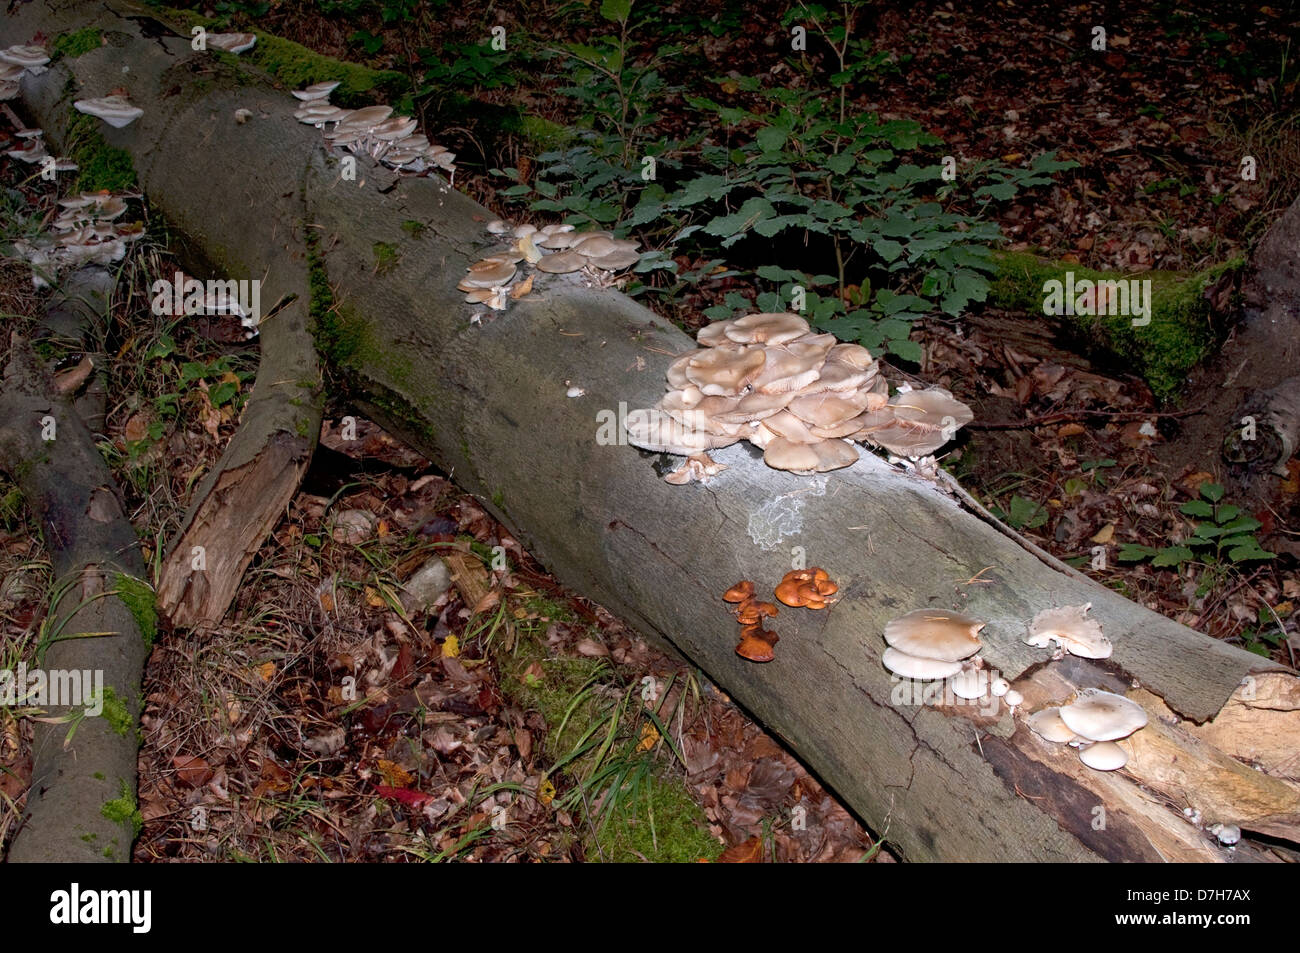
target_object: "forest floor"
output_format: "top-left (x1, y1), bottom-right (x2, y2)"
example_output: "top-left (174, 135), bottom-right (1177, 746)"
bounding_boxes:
top-left (1, 0), bottom-right (1298, 861)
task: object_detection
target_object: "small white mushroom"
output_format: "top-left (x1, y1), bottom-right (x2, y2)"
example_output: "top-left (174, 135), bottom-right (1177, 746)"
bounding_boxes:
top-left (1079, 740), bottom-right (1128, 771)
top-left (0, 45), bottom-right (50, 70)
top-left (883, 608), bottom-right (985, 662)
top-left (1027, 707), bottom-right (1077, 743)
top-left (207, 33), bottom-right (257, 54)
top-left (949, 666), bottom-right (989, 700)
top-left (1003, 689), bottom-right (1024, 707)
top-left (990, 677), bottom-right (1010, 697)
top-left (1058, 688), bottom-right (1148, 742)
top-left (292, 81), bottom-right (341, 101)
top-left (1025, 603), bottom-right (1112, 659)
top-left (1214, 824), bottom-right (1241, 846)
top-left (881, 647), bottom-right (963, 680)
top-left (73, 94), bottom-right (144, 129)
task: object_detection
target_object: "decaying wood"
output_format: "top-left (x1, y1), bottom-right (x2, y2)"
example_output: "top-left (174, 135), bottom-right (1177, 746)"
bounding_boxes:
top-left (8, 0), bottom-right (1300, 862)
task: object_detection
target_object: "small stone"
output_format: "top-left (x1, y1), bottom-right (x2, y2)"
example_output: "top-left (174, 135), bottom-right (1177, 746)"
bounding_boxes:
top-left (400, 556), bottom-right (452, 613)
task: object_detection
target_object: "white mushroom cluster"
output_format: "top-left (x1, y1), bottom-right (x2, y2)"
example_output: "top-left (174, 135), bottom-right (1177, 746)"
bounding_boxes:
top-left (11, 191), bottom-right (143, 288)
top-left (461, 222), bottom-right (642, 312)
top-left (1027, 689), bottom-right (1148, 772)
top-left (3, 125), bottom-right (69, 168)
top-left (1024, 603), bottom-right (1112, 659)
top-left (623, 313), bottom-right (973, 474)
top-left (292, 82), bottom-right (454, 176)
top-left (73, 94), bottom-right (144, 129)
top-left (0, 45), bottom-right (49, 99)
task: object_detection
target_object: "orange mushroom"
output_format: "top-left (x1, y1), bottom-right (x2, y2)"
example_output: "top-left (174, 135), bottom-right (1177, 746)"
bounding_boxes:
top-left (734, 599), bottom-right (779, 625)
top-left (774, 567), bottom-right (838, 608)
top-left (736, 624), bottom-right (778, 662)
top-left (723, 580), bottom-right (755, 603)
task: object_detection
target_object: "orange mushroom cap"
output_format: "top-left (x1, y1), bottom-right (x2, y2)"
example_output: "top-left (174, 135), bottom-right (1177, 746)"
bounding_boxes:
top-left (774, 578), bottom-right (808, 607)
top-left (736, 625), bottom-right (778, 662)
top-left (723, 580), bottom-right (755, 603)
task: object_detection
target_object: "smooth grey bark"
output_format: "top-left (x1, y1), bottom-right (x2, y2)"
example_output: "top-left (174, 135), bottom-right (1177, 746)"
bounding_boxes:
top-left (6, 0), bottom-right (1299, 862)
top-left (0, 272), bottom-right (147, 860)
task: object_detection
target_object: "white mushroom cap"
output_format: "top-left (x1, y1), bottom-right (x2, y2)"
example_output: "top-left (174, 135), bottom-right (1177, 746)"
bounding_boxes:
top-left (512, 223), bottom-right (537, 239)
top-left (882, 647), bottom-right (963, 680)
top-left (0, 45), bottom-right (49, 68)
top-left (763, 436), bottom-right (858, 473)
top-left (1026, 707), bottom-right (1077, 743)
top-left (293, 81), bottom-right (342, 101)
top-left (535, 228), bottom-right (588, 249)
top-left (1079, 740), bottom-right (1128, 771)
top-left (949, 667), bottom-right (990, 700)
top-left (750, 334), bottom-right (835, 394)
top-left (535, 249), bottom-right (586, 274)
top-left (0, 80), bottom-right (18, 102)
top-left (587, 248), bottom-right (640, 271)
top-left (696, 320), bottom-right (736, 347)
top-left (74, 95), bottom-right (144, 129)
top-left (685, 345), bottom-right (767, 396)
top-left (1058, 689), bottom-right (1148, 742)
top-left (883, 608), bottom-right (985, 662)
top-left (990, 677), bottom-right (1010, 697)
top-left (623, 408), bottom-right (738, 455)
top-left (463, 258), bottom-right (517, 288)
top-left (570, 233), bottom-right (619, 257)
top-left (1025, 603), bottom-right (1112, 659)
top-left (724, 313), bottom-right (811, 346)
top-left (1003, 689), bottom-right (1023, 707)
top-left (207, 33), bottom-right (257, 54)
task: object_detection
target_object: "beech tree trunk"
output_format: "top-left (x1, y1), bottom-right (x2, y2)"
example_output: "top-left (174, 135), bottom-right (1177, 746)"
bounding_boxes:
top-left (7, 0), bottom-right (1300, 862)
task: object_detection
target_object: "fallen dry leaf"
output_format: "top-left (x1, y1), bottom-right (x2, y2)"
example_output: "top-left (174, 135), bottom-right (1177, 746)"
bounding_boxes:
top-left (718, 836), bottom-right (763, 863)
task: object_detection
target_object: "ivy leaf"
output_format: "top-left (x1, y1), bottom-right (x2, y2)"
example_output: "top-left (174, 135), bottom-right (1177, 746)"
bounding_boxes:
top-left (1117, 543), bottom-right (1157, 562)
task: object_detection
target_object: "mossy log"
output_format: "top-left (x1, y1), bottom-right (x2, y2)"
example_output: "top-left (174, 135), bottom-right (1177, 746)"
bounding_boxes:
top-left (988, 251), bottom-right (1243, 400)
top-left (7, 0), bottom-right (1300, 862)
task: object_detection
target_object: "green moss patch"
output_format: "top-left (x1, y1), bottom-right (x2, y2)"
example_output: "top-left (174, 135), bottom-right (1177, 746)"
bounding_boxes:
top-left (372, 241), bottom-right (400, 276)
top-left (52, 28), bottom-right (103, 60)
top-left (98, 686), bottom-right (133, 737)
top-left (990, 251), bottom-right (1243, 400)
top-left (64, 111), bottom-right (137, 194)
top-left (162, 8), bottom-right (407, 108)
top-left (101, 780), bottom-right (143, 839)
top-left (111, 573), bottom-right (157, 649)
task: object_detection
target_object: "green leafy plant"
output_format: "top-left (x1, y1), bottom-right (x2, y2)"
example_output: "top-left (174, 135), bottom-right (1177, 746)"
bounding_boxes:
top-left (1239, 606), bottom-right (1287, 657)
top-left (1119, 483), bottom-right (1274, 592)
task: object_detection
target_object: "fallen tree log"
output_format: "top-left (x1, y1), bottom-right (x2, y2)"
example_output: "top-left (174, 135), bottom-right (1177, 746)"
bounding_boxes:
top-left (0, 269), bottom-right (149, 860)
top-left (7, 0), bottom-right (1300, 862)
